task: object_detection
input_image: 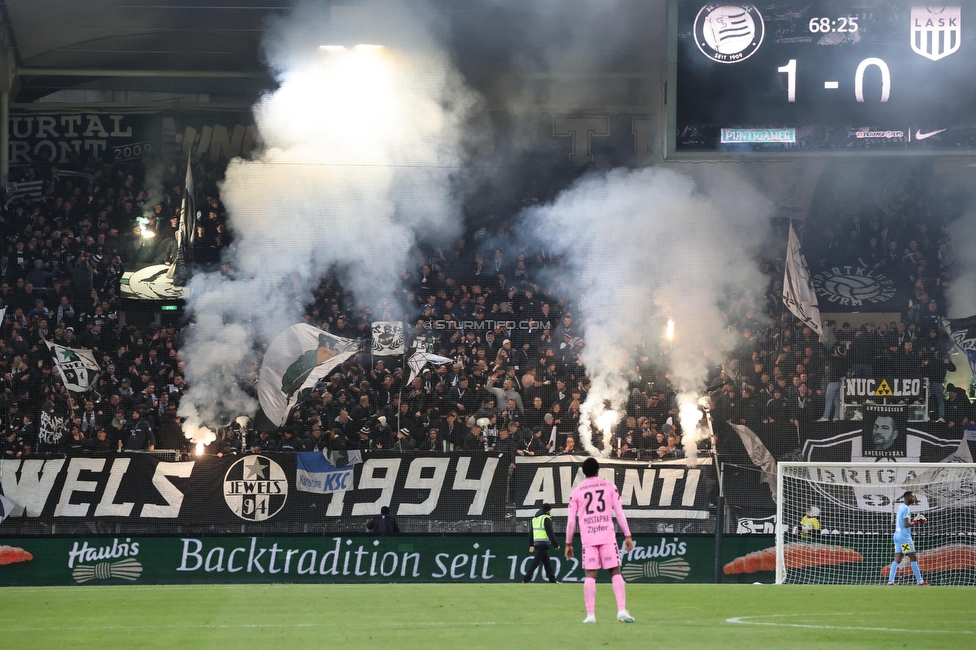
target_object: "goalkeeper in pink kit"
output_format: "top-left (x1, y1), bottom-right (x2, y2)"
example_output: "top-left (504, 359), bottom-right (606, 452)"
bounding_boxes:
top-left (564, 457), bottom-right (635, 623)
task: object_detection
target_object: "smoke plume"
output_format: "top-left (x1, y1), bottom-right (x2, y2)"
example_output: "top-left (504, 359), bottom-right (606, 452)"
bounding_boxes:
top-left (525, 166), bottom-right (773, 459)
top-left (178, 0), bottom-right (477, 442)
top-left (947, 212), bottom-right (976, 318)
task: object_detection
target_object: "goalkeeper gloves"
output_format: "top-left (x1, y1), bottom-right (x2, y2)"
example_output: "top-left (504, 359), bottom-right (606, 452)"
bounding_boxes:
top-left (912, 515), bottom-right (927, 525)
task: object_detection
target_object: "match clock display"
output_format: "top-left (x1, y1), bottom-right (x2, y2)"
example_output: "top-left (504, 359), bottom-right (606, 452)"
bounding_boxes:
top-left (670, 1), bottom-right (976, 154)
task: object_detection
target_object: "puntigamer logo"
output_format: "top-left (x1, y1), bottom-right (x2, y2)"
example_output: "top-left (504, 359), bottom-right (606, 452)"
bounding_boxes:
top-left (223, 455), bottom-right (288, 522)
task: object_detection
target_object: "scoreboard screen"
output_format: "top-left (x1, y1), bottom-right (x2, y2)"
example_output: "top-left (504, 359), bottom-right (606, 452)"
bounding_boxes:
top-left (670, 1), bottom-right (976, 154)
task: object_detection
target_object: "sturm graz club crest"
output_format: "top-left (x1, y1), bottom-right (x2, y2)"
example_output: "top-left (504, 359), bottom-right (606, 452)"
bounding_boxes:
top-left (223, 455), bottom-right (288, 521)
top-left (811, 266), bottom-right (896, 307)
top-left (694, 4), bottom-right (765, 63)
top-left (911, 6), bottom-right (961, 61)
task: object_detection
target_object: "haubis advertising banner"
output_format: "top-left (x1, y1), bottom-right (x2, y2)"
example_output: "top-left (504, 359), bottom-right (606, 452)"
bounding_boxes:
top-left (513, 456), bottom-right (714, 521)
top-left (0, 535), bottom-right (777, 586)
top-left (0, 452), bottom-right (508, 533)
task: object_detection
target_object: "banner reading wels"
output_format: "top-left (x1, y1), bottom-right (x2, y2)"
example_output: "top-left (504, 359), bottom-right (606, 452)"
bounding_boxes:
top-left (0, 534), bottom-right (776, 586)
top-left (0, 452), bottom-right (507, 534)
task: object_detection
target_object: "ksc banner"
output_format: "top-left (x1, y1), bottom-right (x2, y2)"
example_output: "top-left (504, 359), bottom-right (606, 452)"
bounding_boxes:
top-left (513, 456), bottom-right (714, 526)
top-left (0, 452), bottom-right (508, 534)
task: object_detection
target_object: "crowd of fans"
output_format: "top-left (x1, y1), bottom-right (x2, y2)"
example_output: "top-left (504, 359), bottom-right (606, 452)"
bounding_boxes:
top-left (0, 159), bottom-right (230, 459)
top-left (1, 157), bottom-right (973, 465)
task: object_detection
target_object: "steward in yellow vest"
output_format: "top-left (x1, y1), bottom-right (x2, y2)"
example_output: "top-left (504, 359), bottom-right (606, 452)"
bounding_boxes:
top-left (523, 503), bottom-right (560, 583)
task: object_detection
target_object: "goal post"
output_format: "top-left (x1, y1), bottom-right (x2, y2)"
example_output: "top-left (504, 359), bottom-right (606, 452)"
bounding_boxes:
top-left (776, 462), bottom-right (976, 585)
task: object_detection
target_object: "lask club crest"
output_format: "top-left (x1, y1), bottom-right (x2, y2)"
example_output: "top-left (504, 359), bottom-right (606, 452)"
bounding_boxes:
top-left (911, 6), bottom-right (962, 61)
top-left (223, 455), bottom-right (288, 521)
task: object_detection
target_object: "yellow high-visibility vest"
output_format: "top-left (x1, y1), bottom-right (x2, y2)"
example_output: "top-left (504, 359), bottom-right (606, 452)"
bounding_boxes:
top-left (532, 513), bottom-right (552, 543)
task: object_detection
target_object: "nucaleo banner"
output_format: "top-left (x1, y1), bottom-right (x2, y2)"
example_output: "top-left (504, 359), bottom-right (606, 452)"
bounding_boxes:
top-left (0, 535), bottom-right (774, 586)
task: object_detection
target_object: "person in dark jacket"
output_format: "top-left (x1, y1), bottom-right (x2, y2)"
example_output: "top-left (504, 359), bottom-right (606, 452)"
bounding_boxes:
top-left (121, 409), bottom-right (155, 451)
top-left (367, 506), bottom-right (400, 535)
top-left (278, 427), bottom-right (304, 451)
top-left (923, 350), bottom-right (956, 422)
top-left (523, 503), bottom-right (560, 583)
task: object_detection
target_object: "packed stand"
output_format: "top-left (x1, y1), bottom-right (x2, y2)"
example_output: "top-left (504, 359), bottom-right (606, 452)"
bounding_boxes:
top-left (0, 159), bottom-right (230, 459)
top-left (2, 159), bottom-right (972, 462)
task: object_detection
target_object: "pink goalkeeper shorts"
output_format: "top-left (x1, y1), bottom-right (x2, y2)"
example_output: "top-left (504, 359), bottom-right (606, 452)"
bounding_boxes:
top-left (581, 544), bottom-right (620, 571)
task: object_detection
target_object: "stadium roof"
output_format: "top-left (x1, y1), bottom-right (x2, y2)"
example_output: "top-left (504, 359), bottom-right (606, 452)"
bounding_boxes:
top-left (1, 0), bottom-right (288, 103)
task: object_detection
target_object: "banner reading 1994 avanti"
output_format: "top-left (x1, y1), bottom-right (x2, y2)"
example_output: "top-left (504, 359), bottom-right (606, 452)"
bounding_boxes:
top-left (0, 534), bottom-right (778, 586)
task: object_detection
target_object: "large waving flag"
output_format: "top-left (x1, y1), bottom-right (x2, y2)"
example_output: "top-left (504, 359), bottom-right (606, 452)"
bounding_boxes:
top-left (168, 152), bottom-right (196, 286)
top-left (783, 223), bottom-right (823, 339)
top-left (729, 423), bottom-right (778, 502)
top-left (258, 324), bottom-right (359, 426)
top-left (46, 340), bottom-right (101, 392)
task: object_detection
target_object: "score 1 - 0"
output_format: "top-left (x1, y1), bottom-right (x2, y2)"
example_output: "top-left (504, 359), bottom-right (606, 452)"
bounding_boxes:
top-left (777, 58), bottom-right (891, 103)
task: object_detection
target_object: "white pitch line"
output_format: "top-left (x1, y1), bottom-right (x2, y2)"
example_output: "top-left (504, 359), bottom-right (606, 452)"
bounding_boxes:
top-left (4, 621), bottom-right (502, 633)
top-left (726, 614), bottom-right (972, 634)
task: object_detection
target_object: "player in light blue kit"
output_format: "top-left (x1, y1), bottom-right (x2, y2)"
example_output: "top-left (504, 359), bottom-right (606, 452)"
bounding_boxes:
top-left (887, 491), bottom-right (930, 586)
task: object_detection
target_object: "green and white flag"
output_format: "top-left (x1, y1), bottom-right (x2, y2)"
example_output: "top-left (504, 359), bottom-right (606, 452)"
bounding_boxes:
top-left (258, 324), bottom-right (360, 427)
top-left (46, 340), bottom-right (101, 392)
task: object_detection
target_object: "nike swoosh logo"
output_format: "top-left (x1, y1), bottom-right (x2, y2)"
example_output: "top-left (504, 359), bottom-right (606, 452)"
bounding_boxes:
top-left (915, 129), bottom-right (947, 140)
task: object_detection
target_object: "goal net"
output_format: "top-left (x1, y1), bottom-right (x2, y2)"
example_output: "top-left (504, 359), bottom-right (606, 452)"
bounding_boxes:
top-left (776, 462), bottom-right (976, 585)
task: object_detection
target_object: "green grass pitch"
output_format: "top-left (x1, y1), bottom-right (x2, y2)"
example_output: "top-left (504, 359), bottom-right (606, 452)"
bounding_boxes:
top-left (3, 583), bottom-right (974, 649)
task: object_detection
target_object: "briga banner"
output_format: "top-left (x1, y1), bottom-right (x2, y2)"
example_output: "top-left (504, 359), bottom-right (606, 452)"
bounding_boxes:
top-left (0, 534), bottom-right (778, 586)
top-left (0, 452), bottom-right (508, 533)
top-left (513, 456), bottom-right (715, 527)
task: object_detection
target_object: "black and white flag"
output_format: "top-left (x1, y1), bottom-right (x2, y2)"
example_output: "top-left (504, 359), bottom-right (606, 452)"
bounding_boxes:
top-left (38, 409), bottom-right (70, 447)
top-left (729, 423), bottom-right (778, 502)
top-left (46, 340), bottom-right (101, 392)
top-left (371, 321), bottom-right (405, 356)
top-left (783, 222), bottom-right (823, 339)
top-left (944, 316), bottom-right (976, 375)
top-left (4, 179), bottom-right (43, 206)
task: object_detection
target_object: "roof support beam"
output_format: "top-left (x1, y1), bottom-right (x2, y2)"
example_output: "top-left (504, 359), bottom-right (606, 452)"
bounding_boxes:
top-left (17, 67), bottom-right (264, 79)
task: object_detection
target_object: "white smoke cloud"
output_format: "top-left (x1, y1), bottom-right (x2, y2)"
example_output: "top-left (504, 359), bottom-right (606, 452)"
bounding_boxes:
top-left (178, 1), bottom-right (477, 441)
top-left (525, 166), bottom-right (773, 459)
top-left (947, 212), bottom-right (976, 318)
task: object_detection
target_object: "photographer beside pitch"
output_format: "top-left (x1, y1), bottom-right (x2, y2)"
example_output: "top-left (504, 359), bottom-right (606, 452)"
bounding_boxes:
top-left (887, 491), bottom-right (930, 586)
top-left (564, 457), bottom-right (635, 623)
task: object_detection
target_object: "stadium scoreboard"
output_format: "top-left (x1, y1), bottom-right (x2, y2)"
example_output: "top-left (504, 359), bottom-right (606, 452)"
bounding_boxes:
top-left (669, 1), bottom-right (976, 155)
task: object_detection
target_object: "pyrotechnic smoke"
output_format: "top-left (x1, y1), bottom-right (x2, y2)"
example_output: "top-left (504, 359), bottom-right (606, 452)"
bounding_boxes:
top-left (139, 160), bottom-right (165, 226)
top-left (178, 1), bottom-right (477, 441)
top-left (947, 212), bottom-right (976, 318)
top-left (525, 167), bottom-right (772, 459)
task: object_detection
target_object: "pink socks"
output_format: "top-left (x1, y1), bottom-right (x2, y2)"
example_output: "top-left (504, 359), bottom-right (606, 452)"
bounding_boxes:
top-left (583, 577), bottom-right (596, 615)
top-left (611, 574), bottom-right (627, 611)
